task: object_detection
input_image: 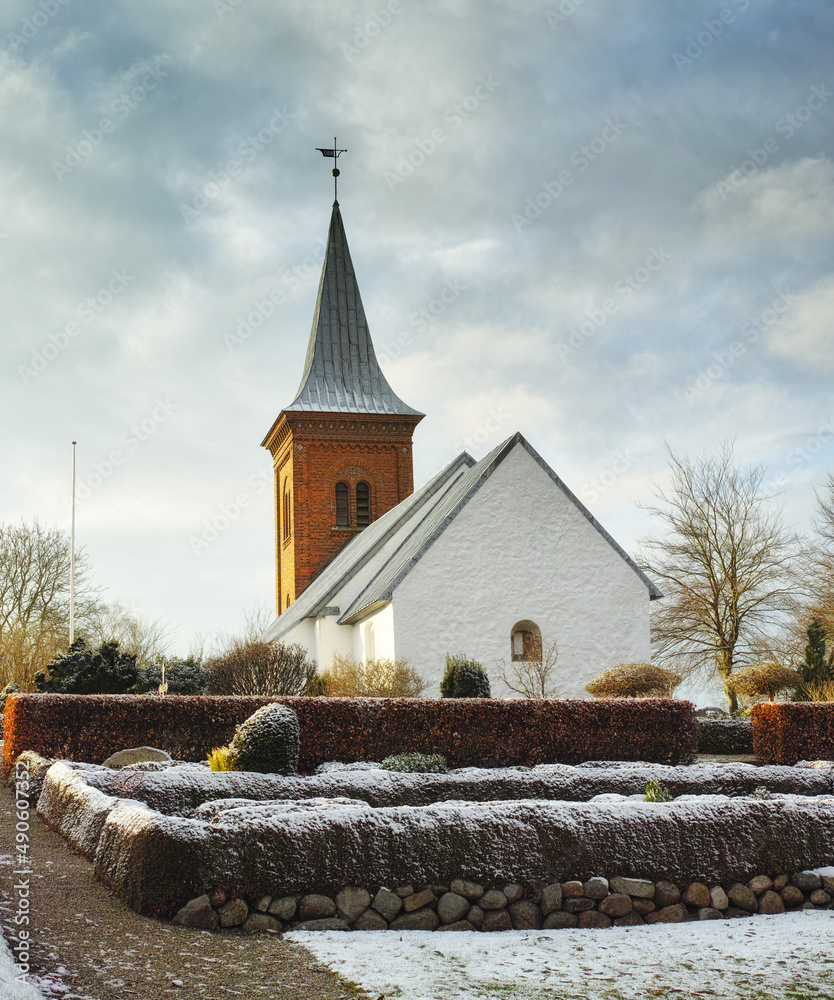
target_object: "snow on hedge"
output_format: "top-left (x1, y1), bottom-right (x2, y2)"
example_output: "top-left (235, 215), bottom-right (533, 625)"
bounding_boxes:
top-left (73, 760), bottom-right (834, 818)
top-left (37, 762), bottom-right (834, 918)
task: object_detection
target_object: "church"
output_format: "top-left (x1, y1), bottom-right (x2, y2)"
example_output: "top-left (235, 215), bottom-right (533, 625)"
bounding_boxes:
top-left (261, 198), bottom-right (661, 697)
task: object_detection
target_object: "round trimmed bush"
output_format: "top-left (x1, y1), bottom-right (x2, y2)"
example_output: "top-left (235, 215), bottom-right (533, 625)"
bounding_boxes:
top-left (228, 702), bottom-right (299, 774)
top-left (585, 663), bottom-right (682, 699)
top-left (440, 654), bottom-right (491, 698)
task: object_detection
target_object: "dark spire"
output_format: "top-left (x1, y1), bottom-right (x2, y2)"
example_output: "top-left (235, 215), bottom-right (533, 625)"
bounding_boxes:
top-left (285, 203), bottom-right (423, 416)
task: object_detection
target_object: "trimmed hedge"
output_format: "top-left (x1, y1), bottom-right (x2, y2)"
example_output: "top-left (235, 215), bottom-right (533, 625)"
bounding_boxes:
top-left (696, 718), bottom-right (754, 756)
top-left (75, 762), bottom-right (834, 819)
top-left (752, 703), bottom-right (834, 764)
top-left (2, 694), bottom-right (697, 773)
top-left (38, 762), bottom-right (834, 917)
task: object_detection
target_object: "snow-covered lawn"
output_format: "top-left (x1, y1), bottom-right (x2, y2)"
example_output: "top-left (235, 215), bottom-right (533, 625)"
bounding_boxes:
top-left (291, 910), bottom-right (834, 999)
top-left (0, 933), bottom-right (46, 1000)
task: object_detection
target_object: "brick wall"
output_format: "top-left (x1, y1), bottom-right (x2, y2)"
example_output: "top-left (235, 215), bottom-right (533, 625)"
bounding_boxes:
top-left (263, 412), bottom-right (421, 606)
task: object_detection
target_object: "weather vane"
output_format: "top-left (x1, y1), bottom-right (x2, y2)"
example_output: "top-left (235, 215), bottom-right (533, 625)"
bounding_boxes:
top-left (316, 137), bottom-right (347, 202)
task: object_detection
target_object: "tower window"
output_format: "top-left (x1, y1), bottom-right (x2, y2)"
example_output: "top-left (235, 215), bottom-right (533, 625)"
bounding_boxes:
top-left (335, 481), bottom-right (349, 526)
top-left (282, 483), bottom-right (292, 540)
top-left (356, 482), bottom-right (371, 527)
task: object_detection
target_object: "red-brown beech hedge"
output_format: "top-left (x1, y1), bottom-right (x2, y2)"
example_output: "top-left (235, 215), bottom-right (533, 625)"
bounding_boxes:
top-left (752, 702), bottom-right (834, 764)
top-left (2, 694), bottom-right (696, 773)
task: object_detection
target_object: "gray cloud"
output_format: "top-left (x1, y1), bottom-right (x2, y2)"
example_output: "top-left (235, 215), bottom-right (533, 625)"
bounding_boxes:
top-left (2, 0), bottom-right (833, 650)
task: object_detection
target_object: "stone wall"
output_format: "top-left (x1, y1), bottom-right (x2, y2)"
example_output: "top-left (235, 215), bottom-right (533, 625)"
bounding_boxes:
top-left (173, 870), bottom-right (834, 933)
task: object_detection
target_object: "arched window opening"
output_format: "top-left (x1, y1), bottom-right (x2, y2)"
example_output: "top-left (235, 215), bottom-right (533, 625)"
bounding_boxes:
top-left (282, 483), bottom-right (292, 540)
top-left (364, 621), bottom-right (375, 663)
top-left (335, 481), bottom-right (349, 526)
top-left (285, 593), bottom-right (291, 610)
top-left (356, 482), bottom-right (371, 527)
top-left (511, 620), bottom-right (542, 661)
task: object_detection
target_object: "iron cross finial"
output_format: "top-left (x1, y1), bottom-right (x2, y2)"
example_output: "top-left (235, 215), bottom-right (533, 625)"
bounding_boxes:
top-left (315, 137), bottom-right (348, 202)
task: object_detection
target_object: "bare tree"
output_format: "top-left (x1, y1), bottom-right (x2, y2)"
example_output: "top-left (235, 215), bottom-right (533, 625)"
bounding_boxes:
top-left (0, 519), bottom-right (103, 689)
top-left (87, 601), bottom-right (174, 669)
top-left (808, 474), bottom-right (834, 655)
top-left (497, 636), bottom-right (560, 699)
top-left (640, 442), bottom-right (801, 714)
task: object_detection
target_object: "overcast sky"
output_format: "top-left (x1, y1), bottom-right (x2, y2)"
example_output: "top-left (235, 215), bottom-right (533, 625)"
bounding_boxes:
top-left (2, 0), bottom-right (833, 657)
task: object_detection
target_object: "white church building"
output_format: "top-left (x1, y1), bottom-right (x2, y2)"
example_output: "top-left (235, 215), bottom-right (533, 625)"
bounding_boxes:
top-left (261, 197), bottom-right (661, 697)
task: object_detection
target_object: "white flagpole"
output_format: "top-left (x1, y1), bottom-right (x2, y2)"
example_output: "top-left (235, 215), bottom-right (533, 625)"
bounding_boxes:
top-left (70, 441), bottom-right (76, 645)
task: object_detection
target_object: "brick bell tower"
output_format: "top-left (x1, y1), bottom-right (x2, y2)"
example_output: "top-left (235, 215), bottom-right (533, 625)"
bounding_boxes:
top-left (261, 200), bottom-right (424, 613)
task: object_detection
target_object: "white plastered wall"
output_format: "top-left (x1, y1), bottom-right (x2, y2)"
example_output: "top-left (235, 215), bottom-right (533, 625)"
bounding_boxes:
top-left (391, 442), bottom-right (652, 697)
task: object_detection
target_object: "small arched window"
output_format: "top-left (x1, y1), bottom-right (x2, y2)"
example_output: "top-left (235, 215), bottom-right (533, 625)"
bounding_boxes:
top-left (511, 620), bottom-right (542, 661)
top-left (335, 482), bottom-right (349, 526)
top-left (356, 482), bottom-right (371, 527)
top-left (285, 593), bottom-right (291, 610)
top-left (282, 483), bottom-right (292, 540)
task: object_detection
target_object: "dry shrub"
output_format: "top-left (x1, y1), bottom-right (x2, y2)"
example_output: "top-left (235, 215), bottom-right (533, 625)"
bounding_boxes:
top-left (801, 679), bottom-right (834, 702)
top-left (317, 654), bottom-right (426, 698)
top-left (585, 663), bottom-right (682, 699)
top-left (205, 641), bottom-right (316, 696)
top-left (497, 639), bottom-right (559, 699)
top-left (728, 662), bottom-right (802, 702)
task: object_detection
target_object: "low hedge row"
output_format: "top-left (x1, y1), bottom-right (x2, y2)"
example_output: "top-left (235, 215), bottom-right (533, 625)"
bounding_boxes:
top-left (2, 694), bottom-right (697, 772)
top-left (752, 703), bottom-right (834, 764)
top-left (38, 762), bottom-right (834, 917)
top-left (696, 719), bottom-right (754, 756)
top-left (75, 762), bottom-right (834, 819)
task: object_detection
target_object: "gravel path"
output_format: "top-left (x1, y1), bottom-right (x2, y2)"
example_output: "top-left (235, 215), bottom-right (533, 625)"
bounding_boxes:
top-left (0, 780), bottom-right (371, 1000)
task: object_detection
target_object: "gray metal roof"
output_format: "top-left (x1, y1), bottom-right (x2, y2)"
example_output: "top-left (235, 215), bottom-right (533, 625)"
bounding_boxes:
top-left (262, 433), bottom-right (662, 643)
top-left (261, 450), bottom-right (477, 642)
top-left (284, 202), bottom-right (423, 416)
top-left (340, 433), bottom-right (663, 622)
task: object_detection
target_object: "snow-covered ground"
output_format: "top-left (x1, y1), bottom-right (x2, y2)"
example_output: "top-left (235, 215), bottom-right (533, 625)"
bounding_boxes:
top-left (0, 932), bottom-right (46, 1000)
top-left (291, 910), bottom-right (834, 999)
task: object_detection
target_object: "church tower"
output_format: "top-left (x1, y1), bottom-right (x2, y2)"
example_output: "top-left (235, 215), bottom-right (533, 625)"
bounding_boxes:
top-left (261, 201), bottom-right (424, 613)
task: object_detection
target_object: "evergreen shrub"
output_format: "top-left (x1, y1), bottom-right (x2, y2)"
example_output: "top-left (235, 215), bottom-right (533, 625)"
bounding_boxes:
top-left (440, 654), bottom-right (491, 698)
top-left (696, 718), bottom-right (754, 755)
top-left (380, 752), bottom-right (449, 773)
top-left (227, 702), bottom-right (299, 774)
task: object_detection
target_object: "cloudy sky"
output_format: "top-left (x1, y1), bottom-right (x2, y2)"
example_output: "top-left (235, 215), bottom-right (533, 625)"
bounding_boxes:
top-left (2, 0), bottom-right (833, 656)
